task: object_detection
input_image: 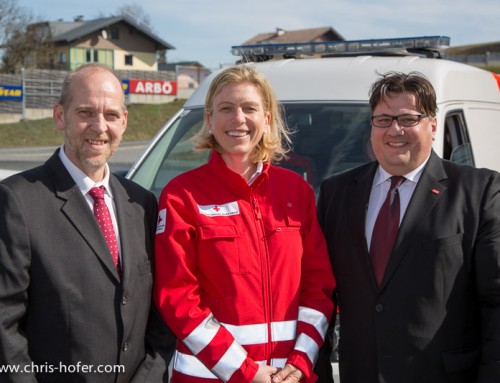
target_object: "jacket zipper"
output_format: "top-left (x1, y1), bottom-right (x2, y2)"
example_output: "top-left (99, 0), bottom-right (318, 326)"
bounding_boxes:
top-left (251, 195), bottom-right (273, 363)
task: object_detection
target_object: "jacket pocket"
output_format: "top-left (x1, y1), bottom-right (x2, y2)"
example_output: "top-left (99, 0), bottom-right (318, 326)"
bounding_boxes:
top-left (198, 224), bottom-right (250, 274)
top-left (269, 217), bottom-right (303, 264)
top-left (442, 347), bottom-right (480, 377)
top-left (273, 216), bottom-right (302, 234)
top-left (138, 259), bottom-right (152, 275)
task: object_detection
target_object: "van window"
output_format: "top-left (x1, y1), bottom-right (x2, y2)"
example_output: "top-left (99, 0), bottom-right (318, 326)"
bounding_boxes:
top-left (282, 103), bottom-right (373, 190)
top-left (128, 103), bottom-right (373, 198)
top-left (443, 111), bottom-right (475, 166)
top-left (130, 108), bottom-right (207, 197)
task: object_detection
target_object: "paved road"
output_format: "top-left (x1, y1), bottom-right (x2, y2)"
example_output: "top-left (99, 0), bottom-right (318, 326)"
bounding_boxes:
top-left (0, 141), bottom-right (149, 179)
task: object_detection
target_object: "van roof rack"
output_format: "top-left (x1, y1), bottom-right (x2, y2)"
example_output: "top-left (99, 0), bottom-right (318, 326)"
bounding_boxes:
top-left (232, 35), bottom-right (451, 62)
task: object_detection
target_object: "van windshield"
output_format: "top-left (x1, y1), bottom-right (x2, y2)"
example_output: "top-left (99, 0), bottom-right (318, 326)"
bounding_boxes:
top-left (128, 102), bottom-right (374, 197)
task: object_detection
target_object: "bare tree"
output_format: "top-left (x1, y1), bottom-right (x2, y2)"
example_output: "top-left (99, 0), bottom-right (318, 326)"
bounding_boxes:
top-left (118, 3), bottom-right (152, 30)
top-left (0, 0), bottom-right (28, 47)
top-left (0, 0), bottom-right (47, 73)
top-left (116, 3), bottom-right (167, 62)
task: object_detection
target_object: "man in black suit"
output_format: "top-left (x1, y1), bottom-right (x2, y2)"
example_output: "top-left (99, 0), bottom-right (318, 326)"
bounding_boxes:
top-left (316, 72), bottom-right (500, 382)
top-left (0, 63), bottom-right (175, 382)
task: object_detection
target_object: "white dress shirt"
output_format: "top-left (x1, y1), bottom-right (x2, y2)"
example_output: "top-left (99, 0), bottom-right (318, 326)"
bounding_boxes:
top-left (58, 146), bottom-right (122, 261)
top-left (365, 157), bottom-right (430, 250)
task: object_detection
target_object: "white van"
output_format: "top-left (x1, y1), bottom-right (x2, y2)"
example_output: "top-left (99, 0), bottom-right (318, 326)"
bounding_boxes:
top-left (126, 36), bottom-right (500, 197)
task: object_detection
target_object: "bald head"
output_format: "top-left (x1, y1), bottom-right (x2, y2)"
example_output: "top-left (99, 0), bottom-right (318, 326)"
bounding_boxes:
top-left (58, 64), bottom-right (125, 112)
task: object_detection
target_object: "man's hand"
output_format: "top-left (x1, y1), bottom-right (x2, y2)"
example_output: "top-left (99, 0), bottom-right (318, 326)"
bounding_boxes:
top-left (271, 363), bottom-right (303, 382)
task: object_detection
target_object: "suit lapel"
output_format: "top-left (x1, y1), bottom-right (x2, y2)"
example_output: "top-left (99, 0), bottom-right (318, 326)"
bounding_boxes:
top-left (47, 151), bottom-right (121, 282)
top-left (379, 152), bottom-right (447, 289)
top-left (109, 175), bottom-right (134, 285)
top-left (352, 164), bottom-right (379, 286)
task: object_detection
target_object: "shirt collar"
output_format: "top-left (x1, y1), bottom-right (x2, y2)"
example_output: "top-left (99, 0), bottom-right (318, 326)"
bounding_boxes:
top-left (248, 161), bottom-right (263, 186)
top-left (374, 154), bottom-right (430, 186)
top-left (58, 145), bottom-right (113, 197)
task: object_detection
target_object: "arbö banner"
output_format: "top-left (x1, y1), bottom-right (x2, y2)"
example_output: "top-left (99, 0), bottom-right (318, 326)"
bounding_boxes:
top-left (122, 79), bottom-right (177, 95)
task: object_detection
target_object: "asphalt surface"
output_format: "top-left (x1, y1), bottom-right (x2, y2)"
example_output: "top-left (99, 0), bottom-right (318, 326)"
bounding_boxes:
top-left (0, 141), bottom-right (149, 180)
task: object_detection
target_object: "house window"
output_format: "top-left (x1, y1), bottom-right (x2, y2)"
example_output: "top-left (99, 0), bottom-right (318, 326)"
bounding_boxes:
top-left (111, 27), bottom-right (119, 40)
top-left (86, 49), bottom-right (98, 63)
top-left (59, 52), bottom-right (66, 64)
top-left (71, 47), bottom-right (113, 69)
top-left (125, 55), bottom-right (133, 66)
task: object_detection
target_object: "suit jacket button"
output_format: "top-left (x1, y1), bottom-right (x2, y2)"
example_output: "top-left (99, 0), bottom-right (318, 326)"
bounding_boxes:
top-left (375, 304), bottom-right (384, 312)
top-left (122, 296), bottom-right (128, 305)
top-left (122, 342), bottom-right (129, 351)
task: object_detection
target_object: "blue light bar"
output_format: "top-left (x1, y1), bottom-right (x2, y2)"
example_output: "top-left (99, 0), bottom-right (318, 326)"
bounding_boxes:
top-left (231, 36), bottom-right (451, 57)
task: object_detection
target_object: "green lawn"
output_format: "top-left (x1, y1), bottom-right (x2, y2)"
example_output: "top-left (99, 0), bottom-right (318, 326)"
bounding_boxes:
top-left (0, 99), bottom-right (186, 148)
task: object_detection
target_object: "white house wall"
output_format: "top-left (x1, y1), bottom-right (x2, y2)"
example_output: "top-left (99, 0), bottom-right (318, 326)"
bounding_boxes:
top-left (114, 50), bottom-right (158, 71)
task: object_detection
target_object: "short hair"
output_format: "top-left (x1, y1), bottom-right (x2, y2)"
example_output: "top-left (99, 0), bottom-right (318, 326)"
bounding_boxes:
top-left (193, 65), bottom-right (291, 163)
top-left (369, 71), bottom-right (438, 117)
top-left (58, 63), bottom-right (125, 111)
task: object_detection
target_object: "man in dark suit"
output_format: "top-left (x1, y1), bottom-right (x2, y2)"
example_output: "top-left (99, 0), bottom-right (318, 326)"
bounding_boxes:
top-left (315, 72), bottom-right (500, 382)
top-left (0, 63), bottom-right (175, 382)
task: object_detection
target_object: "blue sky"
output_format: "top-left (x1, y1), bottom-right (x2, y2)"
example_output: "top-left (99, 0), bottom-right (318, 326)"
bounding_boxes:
top-left (17, 0), bottom-right (500, 70)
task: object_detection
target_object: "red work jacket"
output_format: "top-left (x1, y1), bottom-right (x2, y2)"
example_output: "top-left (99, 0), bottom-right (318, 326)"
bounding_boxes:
top-left (155, 151), bottom-right (335, 383)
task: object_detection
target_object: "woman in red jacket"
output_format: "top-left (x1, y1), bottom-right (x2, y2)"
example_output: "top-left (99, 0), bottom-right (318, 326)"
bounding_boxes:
top-left (154, 65), bottom-right (335, 383)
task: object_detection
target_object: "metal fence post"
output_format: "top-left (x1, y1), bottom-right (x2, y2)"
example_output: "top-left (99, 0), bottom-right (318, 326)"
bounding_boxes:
top-left (21, 67), bottom-right (26, 120)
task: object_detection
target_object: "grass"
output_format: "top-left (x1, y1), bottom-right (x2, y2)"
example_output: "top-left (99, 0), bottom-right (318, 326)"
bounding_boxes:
top-left (0, 99), bottom-right (186, 148)
top-left (486, 66), bottom-right (500, 74)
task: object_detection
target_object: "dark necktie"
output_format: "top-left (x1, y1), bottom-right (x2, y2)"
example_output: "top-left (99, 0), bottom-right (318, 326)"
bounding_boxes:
top-left (88, 186), bottom-right (121, 274)
top-left (370, 176), bottom-right (405, 286)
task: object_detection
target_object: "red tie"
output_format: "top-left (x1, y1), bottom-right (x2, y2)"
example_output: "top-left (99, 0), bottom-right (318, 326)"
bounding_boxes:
top-left (89, 186), bottom-right (121, 274)
top-left (370, 176), bottom-right (405, 286)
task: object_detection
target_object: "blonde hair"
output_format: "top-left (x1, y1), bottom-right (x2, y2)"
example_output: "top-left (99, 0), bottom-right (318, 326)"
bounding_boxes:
top-left (192, 65), bottom-right (291, 163)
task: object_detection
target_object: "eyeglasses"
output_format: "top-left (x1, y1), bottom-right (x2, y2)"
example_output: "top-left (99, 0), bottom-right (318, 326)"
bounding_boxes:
top-left (371, 114), bottom-right (428, 128)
